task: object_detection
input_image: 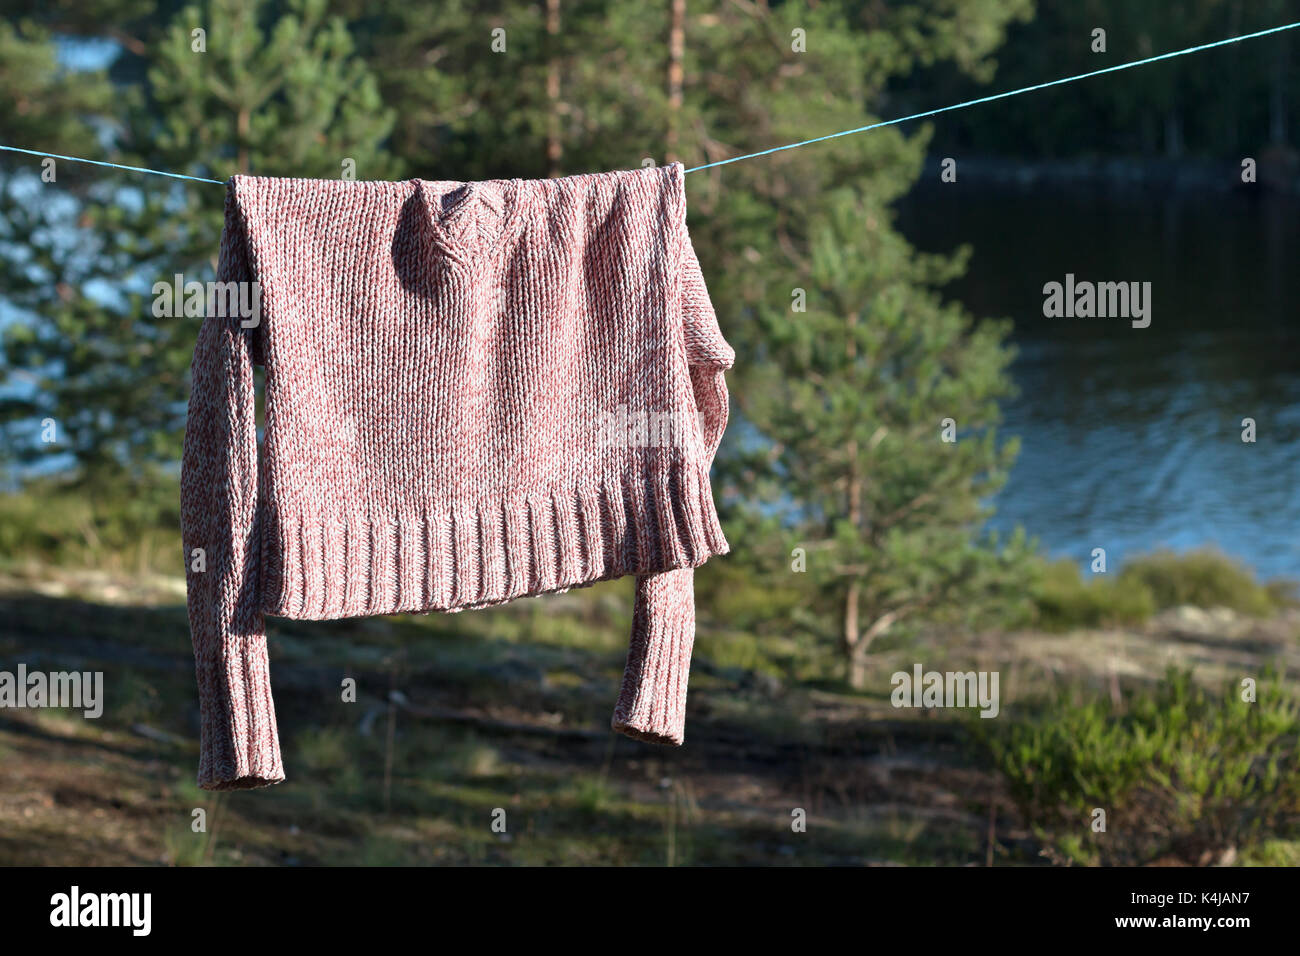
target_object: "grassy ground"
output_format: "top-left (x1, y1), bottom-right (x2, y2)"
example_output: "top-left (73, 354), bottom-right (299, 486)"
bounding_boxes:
top-left (1, 561), bottom-right (1297, 866)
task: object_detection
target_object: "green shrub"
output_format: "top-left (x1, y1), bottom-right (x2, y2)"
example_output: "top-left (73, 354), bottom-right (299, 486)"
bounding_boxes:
top-left (1264, 578), bottom-right (1300, 610)
top-left (1029, 549), bottom-right (1283, 632)
top-left (1118, 549), bottom-right (1277, 616)
top-left (694, 558), bottom-right (805, 635)
top-left (0, 474), bottom-right (180, 574)
top-left (1029, 558), bottom-right (1155, 632)
top-left (974, 667), bottom-right (1300, 865)
top-left (296, 727), bottom-right (353, 774)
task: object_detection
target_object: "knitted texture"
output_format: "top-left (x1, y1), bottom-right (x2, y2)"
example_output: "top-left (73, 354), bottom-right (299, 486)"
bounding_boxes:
top-left (181, 162), bottom-right (734, 790)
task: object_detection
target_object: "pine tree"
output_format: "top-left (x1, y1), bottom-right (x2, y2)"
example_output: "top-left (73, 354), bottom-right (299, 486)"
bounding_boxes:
top-left (340, 0), bottom-right (677, 181)
top-left (0, 18), bottom-right (117, 478)
top-left (666, 0), bottom-right (1037, 684)
top-left (749, 182), bottom-right (1031, 687)
top-left (1, 0), bottom-right (398, 491)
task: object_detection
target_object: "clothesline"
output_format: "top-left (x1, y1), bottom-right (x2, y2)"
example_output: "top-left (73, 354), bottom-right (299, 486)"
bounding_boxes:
top-left (2, 18), bottom-right (1298, 186)
top-left (0, 145), bottom-right (223, 184)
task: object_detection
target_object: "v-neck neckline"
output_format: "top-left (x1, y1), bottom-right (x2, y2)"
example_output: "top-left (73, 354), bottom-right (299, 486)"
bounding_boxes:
top-left (415, 177), bottom-right (529, 265)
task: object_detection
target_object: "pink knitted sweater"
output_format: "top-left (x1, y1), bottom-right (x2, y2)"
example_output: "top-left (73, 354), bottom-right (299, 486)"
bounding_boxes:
top-left (181, 162), bottom-right (733, 790)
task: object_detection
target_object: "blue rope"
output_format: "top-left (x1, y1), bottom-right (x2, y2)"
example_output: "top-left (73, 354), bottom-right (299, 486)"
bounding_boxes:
top-left (1, 19), bottom-right (1297, 184)
top-left (0, 144), bottom-right (224, 184)
top-left (684, 19), bottom-right (1300, 173)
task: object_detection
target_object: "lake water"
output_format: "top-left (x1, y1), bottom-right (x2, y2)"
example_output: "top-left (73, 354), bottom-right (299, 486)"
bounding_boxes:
top-left (896, 182), bottom-right (1300, 580)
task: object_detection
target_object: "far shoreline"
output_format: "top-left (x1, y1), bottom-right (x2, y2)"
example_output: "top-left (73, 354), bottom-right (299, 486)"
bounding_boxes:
top-left (917, 151), bottom-right (1300, 195)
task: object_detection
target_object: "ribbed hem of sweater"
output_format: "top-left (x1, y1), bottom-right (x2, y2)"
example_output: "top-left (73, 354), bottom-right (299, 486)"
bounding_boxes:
top-left (196, 635), bottom-right (285, 791)
top-left (259, 457), bottom-right (729, 620)
top-left (611, 568), bottom-right (696, 744)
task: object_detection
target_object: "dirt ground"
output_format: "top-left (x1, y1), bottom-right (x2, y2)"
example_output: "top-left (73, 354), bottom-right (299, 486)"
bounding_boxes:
top-left (1, 567), bottom-right (1296, 866)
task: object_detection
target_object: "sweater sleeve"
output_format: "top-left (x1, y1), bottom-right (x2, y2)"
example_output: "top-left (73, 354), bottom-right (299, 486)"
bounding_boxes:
top-left (612, 227), bottom-right (733, 745)
top-left (180, 191), bottom-right (284, 790)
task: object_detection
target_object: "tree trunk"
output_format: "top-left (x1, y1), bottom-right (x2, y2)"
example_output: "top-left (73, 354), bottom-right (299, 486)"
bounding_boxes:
top-left (848, 650), bottom-right (869, 691)
top-left (1270, 38), bottom-right (1289, 145)
top-left (1225, 0), bottom-right (1242, 151)
top-left (842, 307), bottom-right (865, 688)
top-left (665, 0), bottom-right (686, 163)
top-left (1164, 110), bottom-right (1183, 159)
top-left (843, 579), bottom-right (864, 688)
top-left (545, 0), bottom-right (562, 176)
top-left (848, 607), bottom-right (905, 688)
top-left (237, 108), bottom-right (250, 174)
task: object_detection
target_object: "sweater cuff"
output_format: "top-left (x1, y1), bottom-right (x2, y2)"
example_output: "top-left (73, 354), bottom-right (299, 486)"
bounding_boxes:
top-left (612, 570), bottom-right (696, 745)
top-left (196, 633), bottom-right (285, 790)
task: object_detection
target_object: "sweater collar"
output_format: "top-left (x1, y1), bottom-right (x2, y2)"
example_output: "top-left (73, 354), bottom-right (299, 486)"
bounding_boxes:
top-left (413, 177), bottom-right (528, 265)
